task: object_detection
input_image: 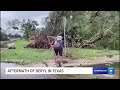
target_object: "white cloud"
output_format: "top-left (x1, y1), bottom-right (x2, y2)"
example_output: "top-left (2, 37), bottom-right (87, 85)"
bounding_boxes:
top-left (1, 11), bottom-right (17, 19)
top-left (32, 15), bottom-right (48, 28)
top-left (1, 11), bottom-right (49, 35)
top-left (1, 11), bottom-right (17, 31)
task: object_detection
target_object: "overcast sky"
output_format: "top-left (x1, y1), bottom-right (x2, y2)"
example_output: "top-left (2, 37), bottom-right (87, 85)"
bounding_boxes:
top-left (1, 11), bottom-right (50, 35)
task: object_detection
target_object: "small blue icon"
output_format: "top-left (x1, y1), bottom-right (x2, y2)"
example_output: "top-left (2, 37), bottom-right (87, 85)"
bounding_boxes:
top-left (108, 67), bottom-right (115, 74)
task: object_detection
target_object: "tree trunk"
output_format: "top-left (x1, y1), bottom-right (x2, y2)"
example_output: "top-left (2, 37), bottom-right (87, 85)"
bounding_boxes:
top-left (71, 39), bottom-right (74, 47)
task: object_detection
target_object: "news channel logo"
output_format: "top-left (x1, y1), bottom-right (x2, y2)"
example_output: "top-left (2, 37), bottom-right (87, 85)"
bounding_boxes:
top-left (93, 67), bottom-right (115, 74)
top-left (107, 67), bottom-right (115, 74)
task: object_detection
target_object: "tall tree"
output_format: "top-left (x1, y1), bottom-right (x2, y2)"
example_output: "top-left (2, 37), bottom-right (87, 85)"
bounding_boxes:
top-left (7, 19), bottom-right (39, 40)
top-left (7, 19), bottom-right (21, 30)
top-left (21, 19), bottom-right (39, 40)
top-left (43, 11), bottom-right (119, 50)
top-left (0, 31), bottom-right (8, 41)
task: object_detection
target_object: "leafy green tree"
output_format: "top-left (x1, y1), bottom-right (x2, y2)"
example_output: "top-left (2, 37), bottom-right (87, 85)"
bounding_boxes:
top-left (0, 31), bottom-right (8, 41)
top-left (43, 11), bottom-right (119, 50)
top-left (21, 19), bottom-right (39, 40)
top-left (7, 19), bottom-right (39, 40)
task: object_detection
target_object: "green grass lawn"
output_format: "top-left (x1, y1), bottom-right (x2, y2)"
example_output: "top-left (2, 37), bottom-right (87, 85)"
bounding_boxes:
top-left (1, 39), bottom-right (53, 65)
top-left (66, 48), bottom-right (119, 59)
top-left (1, 39), bottom-right (119, 65)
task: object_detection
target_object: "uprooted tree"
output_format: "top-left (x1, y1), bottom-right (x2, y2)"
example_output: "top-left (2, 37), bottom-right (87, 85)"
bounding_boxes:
top-left (6, 11), bottom-right (119, 50)
top-left (81, 14), bottom-right (118, 48)
top-left (43, 11), bottom-right (119, 50)
top-left (25, 32), bottom-right (55, 49)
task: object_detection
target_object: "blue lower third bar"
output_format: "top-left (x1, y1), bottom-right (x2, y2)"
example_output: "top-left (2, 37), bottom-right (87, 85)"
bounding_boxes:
top-left (93, 67), bottom-right (115, 74)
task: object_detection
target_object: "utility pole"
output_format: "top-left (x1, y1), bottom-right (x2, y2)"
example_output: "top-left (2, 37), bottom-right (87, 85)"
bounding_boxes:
top-left (63, 17), bottom-right (67, 57)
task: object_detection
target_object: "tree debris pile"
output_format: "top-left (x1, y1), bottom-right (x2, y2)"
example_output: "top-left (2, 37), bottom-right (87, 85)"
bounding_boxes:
top-left (25, 33), bottom-right (54, 49)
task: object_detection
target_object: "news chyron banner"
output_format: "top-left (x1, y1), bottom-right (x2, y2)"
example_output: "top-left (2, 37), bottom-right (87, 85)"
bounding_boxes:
top-left (5, 67), bottom-right (115, 74)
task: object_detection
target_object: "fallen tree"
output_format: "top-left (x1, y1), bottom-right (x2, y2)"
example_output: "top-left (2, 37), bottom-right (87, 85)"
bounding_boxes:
top-left (81, 30), bottom-right (113, 48)
top-left (81, 17), bottom-right (116, 48)
top-left (25, 33), bottom-right (55, 49)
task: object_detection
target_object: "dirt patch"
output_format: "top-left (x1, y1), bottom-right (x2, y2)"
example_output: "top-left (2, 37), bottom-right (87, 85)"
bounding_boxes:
top-left (28, 55), bottom-right (119, 67)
